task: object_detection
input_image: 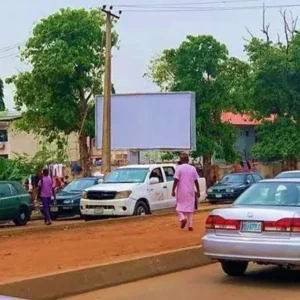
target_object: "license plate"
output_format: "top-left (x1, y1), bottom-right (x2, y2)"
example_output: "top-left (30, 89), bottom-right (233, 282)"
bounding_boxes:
top-left (241, 221), bottom-right (262, 233)
top-left (94, 208), bottom-right (104, 215)
top-left (216, 194), bottom-right (222, 198)
top-left (50, 207), bottom-right (58, 212)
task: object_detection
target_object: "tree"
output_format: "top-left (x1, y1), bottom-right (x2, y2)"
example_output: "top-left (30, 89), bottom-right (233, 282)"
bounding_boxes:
top-left (145, 35), bottom-right (247, 180)
top-left (0, 78), bottom-right (5, 111)
top-left (244, 11), bottom-right (300, 168)
top-left (6, 8), bottom-right (118, 176)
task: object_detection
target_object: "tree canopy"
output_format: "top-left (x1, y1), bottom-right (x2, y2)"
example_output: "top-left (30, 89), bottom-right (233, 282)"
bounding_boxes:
top-left (145, 35), bottom-right (248, 176)
top-left (245, 12), bottom-right (300, 166)
top-left (7, 8), bottom-right (118, 175)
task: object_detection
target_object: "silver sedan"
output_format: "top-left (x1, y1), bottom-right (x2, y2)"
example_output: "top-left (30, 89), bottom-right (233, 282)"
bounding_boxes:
top-left (202, 178), bottom-right (300, 276)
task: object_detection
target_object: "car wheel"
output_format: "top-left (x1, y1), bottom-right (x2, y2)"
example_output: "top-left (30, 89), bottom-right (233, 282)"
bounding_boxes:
top-left (221, 261), bottom-right (248, 276)
top-left (13, 206), bottom-right (30, 226)
top-left (134, 201), bottom-right (149, 216)
top-left (82, 215), bottom-right (93, 221)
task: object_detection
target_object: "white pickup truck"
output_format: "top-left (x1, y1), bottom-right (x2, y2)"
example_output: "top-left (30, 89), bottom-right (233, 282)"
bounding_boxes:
top-left (80, 164), bottom-right (207, 220)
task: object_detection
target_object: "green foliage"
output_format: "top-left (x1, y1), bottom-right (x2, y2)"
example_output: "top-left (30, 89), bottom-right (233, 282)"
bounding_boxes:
top-left (6, 8), bottom-right (118, 169)
top-left (0, 147), bottom-right (66, 182)
top-left (146, 35), bottom-right (247, 162)
top-left (160, 151), bottom-right (180, 162)
top-left (252, 118), bottom-right (300, 161)
top-left (0, 78), bottom-right (5, 111)
top-left (245, 25), bottom-right (300, 162)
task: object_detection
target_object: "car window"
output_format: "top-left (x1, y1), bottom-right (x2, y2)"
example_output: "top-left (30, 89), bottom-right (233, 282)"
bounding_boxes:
top-left (0, 183), bottom-right (12, 197)
top-left (253, 174), bottom-right (262, 182)
top-left (276, 172), bottom-right (300, 178)
top-left (150, 168), bottom-right (164, 183)
top-left (104, 168), bottom-right (148, 184)
top-left (235, 182), bottom-right (300, 206)
top-left (246, 175), bottom-right (254, 183)
top-left (163, 167), bottom-right (175, 182)
top-left (220, 174), bottom-right (245, 184)
top-left (8, 184), bottom-right (18, 196)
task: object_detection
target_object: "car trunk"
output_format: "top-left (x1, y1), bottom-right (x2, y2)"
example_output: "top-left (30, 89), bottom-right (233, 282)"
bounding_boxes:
top-left (213, 206), bottom-right (297, 239)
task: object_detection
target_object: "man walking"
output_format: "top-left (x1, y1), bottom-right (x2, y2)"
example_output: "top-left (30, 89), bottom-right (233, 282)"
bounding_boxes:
top-left (38, 168), bottom-right (56, 225)
top-left (172, 153), bottom-right (200, 231)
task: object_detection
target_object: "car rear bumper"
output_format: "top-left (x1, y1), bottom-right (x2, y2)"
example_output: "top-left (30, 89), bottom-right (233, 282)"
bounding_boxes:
top-left (202, 233), bottom-right (300, 265)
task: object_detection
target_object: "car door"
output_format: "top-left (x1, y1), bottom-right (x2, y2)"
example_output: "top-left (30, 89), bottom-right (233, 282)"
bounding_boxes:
top-left (163, 166), bottom-right (176, 208)
top-left (0, 183), bottom-right (17, 220)
top-left (148, 167), bottom-right (168, 211)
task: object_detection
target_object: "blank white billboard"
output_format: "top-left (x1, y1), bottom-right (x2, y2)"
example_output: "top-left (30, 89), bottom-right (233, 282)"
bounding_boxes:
top-left (95, 92), bottom-right (196, 150)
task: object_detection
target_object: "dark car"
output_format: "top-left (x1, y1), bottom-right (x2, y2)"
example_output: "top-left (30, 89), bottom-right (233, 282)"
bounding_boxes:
top-left (207, 172), bottom-right (264, 204)
top-left (0, 181), bottom-right (33, 226)
top-left (48, 177), bottom-right (103, 219)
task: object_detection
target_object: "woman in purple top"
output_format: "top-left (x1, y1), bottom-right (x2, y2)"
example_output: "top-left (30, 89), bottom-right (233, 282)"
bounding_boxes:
top-left (38, 169), bottom-right (56, 225)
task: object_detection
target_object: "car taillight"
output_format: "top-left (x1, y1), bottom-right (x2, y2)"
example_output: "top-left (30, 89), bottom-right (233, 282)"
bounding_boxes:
top-left (264, 218), bottom-right (300, 232)
top-left (206, 215), bottom-right (240, 230)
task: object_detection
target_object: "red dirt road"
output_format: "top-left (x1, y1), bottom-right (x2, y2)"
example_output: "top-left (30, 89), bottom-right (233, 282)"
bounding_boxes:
top-left (0, 212), bottom-right (209, 284)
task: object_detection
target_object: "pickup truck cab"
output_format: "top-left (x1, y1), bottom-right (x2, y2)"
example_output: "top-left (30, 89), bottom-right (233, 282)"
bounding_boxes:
top-left (80, 164), bottom-right (206, 220)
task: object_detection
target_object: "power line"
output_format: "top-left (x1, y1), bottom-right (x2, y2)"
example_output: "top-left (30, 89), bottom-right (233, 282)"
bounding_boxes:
top-left (121, 3), bottom-right (300, 12)
top-left (115, 0), bottom-right (267, 7)
top-left (0, 52), bottom-right (20, 61)
top-left (0, 42), bottom-right (24, 54)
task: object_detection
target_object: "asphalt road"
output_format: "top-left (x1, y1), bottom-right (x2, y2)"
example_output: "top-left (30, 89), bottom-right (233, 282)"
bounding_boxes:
top-left (65, 263), bottom-right (300, 300)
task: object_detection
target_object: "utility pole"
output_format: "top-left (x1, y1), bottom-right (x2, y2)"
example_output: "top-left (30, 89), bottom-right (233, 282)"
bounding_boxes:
top-left (101, 6), bottom-right (121, 174)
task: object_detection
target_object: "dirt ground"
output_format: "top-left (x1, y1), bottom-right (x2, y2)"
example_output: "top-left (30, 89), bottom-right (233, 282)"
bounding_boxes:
top-left (0, 212), bottom-right (209, 284)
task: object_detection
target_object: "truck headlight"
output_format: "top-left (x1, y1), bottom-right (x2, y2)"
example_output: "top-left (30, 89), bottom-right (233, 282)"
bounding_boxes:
top-left (207, 188), bottom-right (213, 193)
top-left (82, 191), bottom-right (88, 199)
top-left (114, 190), bottom-right (132, 199)
top-left (226, 188), bottom-right (235, 193)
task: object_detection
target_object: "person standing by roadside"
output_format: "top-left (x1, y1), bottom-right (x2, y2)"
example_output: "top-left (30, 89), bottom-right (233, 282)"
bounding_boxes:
top-left (172, 153), bottom-right (200, 231)
top-left (38, 169), bottom-right (56, 225)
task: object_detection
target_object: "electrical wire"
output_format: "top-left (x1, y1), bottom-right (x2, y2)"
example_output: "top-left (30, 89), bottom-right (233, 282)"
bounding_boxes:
top-left (121, 3), bottom-right (300, 12)
top-left (115, 0), bottom-right (269, 8)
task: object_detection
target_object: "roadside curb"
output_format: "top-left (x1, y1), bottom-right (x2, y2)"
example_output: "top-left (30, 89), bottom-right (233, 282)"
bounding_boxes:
top-left (0, 246), bottom-right (212, 300)
top-left (0, 205), bottom-right (227, 237)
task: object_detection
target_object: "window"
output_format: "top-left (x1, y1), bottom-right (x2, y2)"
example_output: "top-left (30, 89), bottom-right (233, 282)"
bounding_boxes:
top-left (235, 182), bottom-right (300, 206)
top-left (245, 131), bottom-right (249, 137)
top-left (253, 174), bottom-right (263, 182)
top-left (104, 168), bottom-right (148, 184)
top-left (246, 175), bottom-right (254, 183)
top-left (163, 167), bottom-right (175, 182)
top-left (150, 168), bottom-right (164, 183)
top-left (0, 183), bottom-right (12, 197)
top-left (8, 184), bottom-right (18, 196)
top-left (0, 130), bottom-right (8, 142)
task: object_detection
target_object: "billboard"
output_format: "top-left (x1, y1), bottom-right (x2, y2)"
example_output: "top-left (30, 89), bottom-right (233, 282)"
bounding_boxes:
top-left (95, 92), bottom-right (196, 150)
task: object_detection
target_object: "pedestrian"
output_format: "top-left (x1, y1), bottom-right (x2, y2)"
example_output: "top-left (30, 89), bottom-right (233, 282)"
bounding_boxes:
top-left (172, 152), bottom-right (200, 231)
top-left (38, 168), bottom-right (56, 226)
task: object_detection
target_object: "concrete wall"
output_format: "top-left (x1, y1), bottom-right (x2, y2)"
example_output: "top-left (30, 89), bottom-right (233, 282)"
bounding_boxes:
top-left (234, 126), bottom-right (256, 160)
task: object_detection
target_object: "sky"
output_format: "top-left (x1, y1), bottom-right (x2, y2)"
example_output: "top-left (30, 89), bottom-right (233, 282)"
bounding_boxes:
top-left (0, 0), bottom-right (300, 110)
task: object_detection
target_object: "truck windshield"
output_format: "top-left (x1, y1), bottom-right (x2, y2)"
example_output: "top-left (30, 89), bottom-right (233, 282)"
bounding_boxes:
top-left (104, 168), bottom-right (149, 184)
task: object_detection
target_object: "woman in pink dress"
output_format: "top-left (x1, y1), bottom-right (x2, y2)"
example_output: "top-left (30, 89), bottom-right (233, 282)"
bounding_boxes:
top-left (172, 153), bottom-right (200, 231)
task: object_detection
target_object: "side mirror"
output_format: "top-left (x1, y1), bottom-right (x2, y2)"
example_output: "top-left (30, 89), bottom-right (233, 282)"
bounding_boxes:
top-left (246, 180), bottom-right (251, 184)
top-left (98, 178), bottom-right (104, 184)
top-left (149, 177), bottom-right (159, 185)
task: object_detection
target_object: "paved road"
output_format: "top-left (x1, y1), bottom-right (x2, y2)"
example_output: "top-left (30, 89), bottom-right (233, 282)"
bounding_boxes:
top-left (65, 263), bottom-right (300, 300)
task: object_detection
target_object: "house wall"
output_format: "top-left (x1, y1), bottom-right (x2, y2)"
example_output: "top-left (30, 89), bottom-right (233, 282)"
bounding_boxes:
top-left (234, 126), bottom-right (256, 160)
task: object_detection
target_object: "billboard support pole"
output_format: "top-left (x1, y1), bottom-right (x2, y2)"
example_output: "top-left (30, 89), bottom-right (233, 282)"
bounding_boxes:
top-left (101, 6), bottom-right (121, 174)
